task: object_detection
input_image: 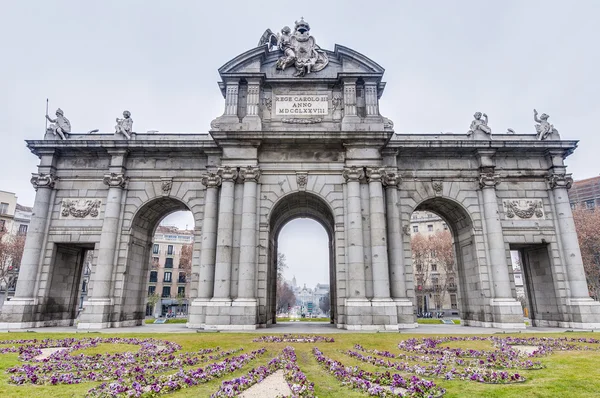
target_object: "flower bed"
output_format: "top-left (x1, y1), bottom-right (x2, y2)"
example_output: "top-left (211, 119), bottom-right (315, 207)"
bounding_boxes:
top-left (252, 334), bottom-right (335, 343)
top-left (211, 346), bottom-right (315, 397)
top-left (313, 347), bottom-right (445, 397)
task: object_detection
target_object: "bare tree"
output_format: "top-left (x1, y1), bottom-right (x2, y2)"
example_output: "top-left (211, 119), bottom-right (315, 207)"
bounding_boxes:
top-left (573, 208), bottom-right (600, 300)
top-left (277, 252), bottom-right (287, 280)
top-left (178, 243), bottom-right (192, 285)
top-left (429, 230), bottom-right (454, 309)
top-left (319, 294), bottom-right (330, 315)
top-left (0, 233), bottom-right (25, 292)
top-left (276, 281), bottom-right (296, 313)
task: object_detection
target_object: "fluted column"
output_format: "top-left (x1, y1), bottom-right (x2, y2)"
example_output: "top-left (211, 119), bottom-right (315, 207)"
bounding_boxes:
top-left (342, 79), bottom-right (357, 116)
top-left (237, 166), bottom-right (260, 299)
top-left (366, 167), bottom-right (391, 299)
top-left (93, 171), bottom-right (128, 299)
top-left (197, 172), bottom-right (222, 298)
top-left (13, 173), bottom-right (57, 299)
top-left (479, 171), bottom-right (512, 298)
top-left (246, 82), bottom-right (260, 117)
top-left (364, 81), bottom-right (379, 116)
top-left (212, 166), bottom-right (238, 300)
top-left (382, 169), bottom-right (407, 299)
top-left (343, 166), bottom-right (366, 299)
top-left (548, 172), bottom-right (590, 297)
top-left (224, 82), bottom-right (239, 116)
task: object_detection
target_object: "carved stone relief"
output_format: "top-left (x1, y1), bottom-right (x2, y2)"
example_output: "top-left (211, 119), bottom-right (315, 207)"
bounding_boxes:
top-left (296, 172), bottom-right (308, 191)
top-left (432, 180), bottom-right (443, 196)
top-left (503, 199), bottom-right (545, 220)
top-left (161, 178), bottom-right (173, 196)
top-left (31, 173), bottom-right (58, 190)
top-left (60, 199), bottom-right (102, 219)
top-left (103, 173), bottom-right (128, 188)
top-left (281, 117), bottom-right (323, 124)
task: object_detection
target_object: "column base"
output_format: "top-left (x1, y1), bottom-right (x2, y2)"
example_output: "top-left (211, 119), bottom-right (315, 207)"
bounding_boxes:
top-left (76, 299), bottom-right (113, 330)
top-left (345, 298), bottom-right (399, 331)
top-left (394, 298), bottom-right (417, 328)
top-left (565, 298), bottom-right (600, 329)
top-left (202, 298), bottom-right (258, 330)
top-left (488, 298), bottom-right (526, 329)
top-left (187, 298), bottom-right (210, 329)
top-left (0, 298), bottom-right (76, 328)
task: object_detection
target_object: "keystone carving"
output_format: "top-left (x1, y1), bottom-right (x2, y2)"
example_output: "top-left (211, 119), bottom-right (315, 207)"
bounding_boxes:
top-left (547, 173), bottom-right (573, 190)
top-left (478, 172), bottom-right (500, 189)
top-left (61, 199), bottom-right (101, 218)
top-left (201, 172), bottom-right (222, 188)
top-left (342, 166), bottom-right (364, 182)
top-left (241, 166), bottom-right (261, 183)
top-left (103, 172), bottom-right (127, 188)
top-left (161, 179), bottom-right (173, 195)
top-left (503, 199), bottom-right (544, 219)
top-left (296, 173), bottom-right (308, 191)
top-left (432, 180), bottom-right (443, 195)
top-left (217, 166), bottom-right (238, 182)
top-left (31, 172), bottom-right (58, 190)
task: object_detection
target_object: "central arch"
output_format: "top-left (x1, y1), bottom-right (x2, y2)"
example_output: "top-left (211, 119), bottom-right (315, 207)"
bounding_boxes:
top-left (412, 196), bottom-right (488, 325)
top-left (266, 192), bottom-right (337, 326)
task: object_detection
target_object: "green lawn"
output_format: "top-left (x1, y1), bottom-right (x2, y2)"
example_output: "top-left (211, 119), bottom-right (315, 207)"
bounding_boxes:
top-left (416, 318), bottom-right (461, 324)
top-left (144, 318), bottom-right (188, 324)
top-left (1, 331), bottom-right (599, 397)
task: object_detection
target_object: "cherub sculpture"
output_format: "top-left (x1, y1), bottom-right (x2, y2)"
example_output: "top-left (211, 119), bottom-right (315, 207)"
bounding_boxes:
top-left (534, 109), bottom-right (559, 140)
top-left (275, 26), bottom-right (295, 71)
top-left (468, 112), bottom-right (492, 139)
top-left (45, 108), bottom-right (71, 140)
top-left (115, 110), bottom-right (133, 139)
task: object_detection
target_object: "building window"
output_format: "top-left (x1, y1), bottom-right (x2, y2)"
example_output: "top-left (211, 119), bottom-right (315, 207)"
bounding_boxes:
top-left (0, 220), bottom-right (5, 232)
top-left (0, 202), bottom-right (8, 215)
top-left (152, 257), bottom-right (159, 267)
top-left (443, 223), bottom-right (448, 230)
top-left (177, 286), bottom-right (185, 296)
top-left (152, 244), bottom-right (160, 254)
top-left (448, 277), bottom-right (455, 287)
top-left (427, 224), bottom-right (434, 232)
top-left (149, 271), bottom-right (157, 283)
top-left (18, 224), bottom-right (28, 235)
top-left (162, 286), bottom-right (171, 297)
top-left (450, 294), bottom-right (458, 309)
top-left (412, 225), bottom-right (419, 233)
top-left (165, 258), bottom-right (174, 268)
top-left (81, 280), bottom-right (87, 292)
top-left (178, 272), bottom-right (186, 283)
top-left (570, 203), bottom-right (576, 210)
top-left (585, 200), bottom-right (595, 209)
top-left (431, 264), bottom-right (437, 272)
top-left (167, 245), bottom-right (174, 255)
top-left (164, 272), bottom-right (172, 282)
top-left (148, 285), bottom-right (156, 296)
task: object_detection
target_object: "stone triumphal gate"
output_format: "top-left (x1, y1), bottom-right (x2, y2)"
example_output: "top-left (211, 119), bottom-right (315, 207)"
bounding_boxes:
top-left (2, 19), bottom-right (600, 330)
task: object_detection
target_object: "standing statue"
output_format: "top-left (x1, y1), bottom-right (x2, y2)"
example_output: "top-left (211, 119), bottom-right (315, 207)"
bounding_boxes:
top-left (534, 109), bottom-right (560, 140)
top-left (115, 110), bottom-right (133, 139)
top-left (45, 108), bottom-right (71, 140)
top-left (468, 112), bottom-right (492, 139)
top-left (272, 18), bottom-right (329, 77)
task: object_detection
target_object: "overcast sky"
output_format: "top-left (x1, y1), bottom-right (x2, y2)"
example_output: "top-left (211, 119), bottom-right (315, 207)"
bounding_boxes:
top-left (1, 1), bottom-right (598, 287)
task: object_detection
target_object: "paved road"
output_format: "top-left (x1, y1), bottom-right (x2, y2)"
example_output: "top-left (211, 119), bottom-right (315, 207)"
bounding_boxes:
top-left (1, 321), bottom-right (597, 334)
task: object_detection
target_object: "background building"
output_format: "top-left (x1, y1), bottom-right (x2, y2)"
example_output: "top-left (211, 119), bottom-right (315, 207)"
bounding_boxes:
top-left (569, 176), bottom-right (600, 210)
top-left (145, 226), bottom-right (193, 317)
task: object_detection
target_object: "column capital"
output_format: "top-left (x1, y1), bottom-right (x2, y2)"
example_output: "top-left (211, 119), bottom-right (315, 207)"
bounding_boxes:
top-left (103, 172), bottom-right (128, 188)
top-left (201, 172), bottom-right (222, 188)
top-left (217, 166), bottom-right (239, 182)
top-left (241, 166), bottom-right (261, 183)
top-left (479, 171), bottom-right (500, 189)
top-left (548, 172), bottom-right (573, 190)
top-left (343, 166), bottom-right (364, 182)
top-left (382, 168), bottom-right (401, 187)
top-left (30, 172), bottom-right (58, 190)
top-left (365, 167), bottom-right (385, 183)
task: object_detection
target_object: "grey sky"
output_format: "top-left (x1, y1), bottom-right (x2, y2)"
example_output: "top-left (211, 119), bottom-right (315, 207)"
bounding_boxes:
top-left (1, 1), bottom-right (598, 286)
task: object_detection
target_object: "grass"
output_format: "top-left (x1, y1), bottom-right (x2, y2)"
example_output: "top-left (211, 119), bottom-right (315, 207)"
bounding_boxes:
top-left (0, 331), bottom-right (599, 397)
top-left (416, 319), bottom-right (462, 324)
top-left (144, 318), bottom-right (188, 324)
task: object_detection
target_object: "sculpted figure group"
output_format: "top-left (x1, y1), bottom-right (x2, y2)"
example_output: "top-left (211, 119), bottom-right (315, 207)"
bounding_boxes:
top-left (466, 109), bottom-right (560, 140)
top-left (45, 108), bottom-right (134, 140)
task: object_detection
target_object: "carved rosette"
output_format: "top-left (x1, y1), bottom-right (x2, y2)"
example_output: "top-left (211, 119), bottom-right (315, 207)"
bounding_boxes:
top-left (503, 199), bottom-right (545, 219)
top-left (31, 172), bottom-right (58, 190)
top-left (103, 172), bottom-right (127, 188)
top-left (382, 169), bottom-right (401, 187)
top-left (365, 167), bottom-right (385, 183)
top-left (217, 166), bottom-right (238, 182)
top-left (432, 180), bottom-right (443, 196)
top-left (241, 166), bottom-right (261, 183)
top-left (161, 178), bottom-right (173, 196)
top-left (547, 173), bottom-right (573, 190)
top-left (296, 172), bottom-right (308, 191)
top-left (201, 172), bottom-right (222, 188)
top-left (478, 172), bottom-right (500, 189)
top-left (61, 199), bottom-right (101, 219)
top-left (342, 166), bottom-right (364, 182)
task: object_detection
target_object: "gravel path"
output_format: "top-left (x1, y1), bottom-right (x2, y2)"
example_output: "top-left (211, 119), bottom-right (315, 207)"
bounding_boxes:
top-left (239, 369), bottom-right (292, 398)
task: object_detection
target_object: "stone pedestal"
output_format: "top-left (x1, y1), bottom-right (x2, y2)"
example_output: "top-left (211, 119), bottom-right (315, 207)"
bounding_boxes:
top-left (77, 299), bottom-right (113, 329)
top-left (345, 298), bottom-right (399, 331)
top-left (204, 299), bottom-right (258, 330)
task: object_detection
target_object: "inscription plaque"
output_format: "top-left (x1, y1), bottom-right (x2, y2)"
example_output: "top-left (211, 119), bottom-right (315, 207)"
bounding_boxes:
top-left (275, 95), bottom-right (328, 116)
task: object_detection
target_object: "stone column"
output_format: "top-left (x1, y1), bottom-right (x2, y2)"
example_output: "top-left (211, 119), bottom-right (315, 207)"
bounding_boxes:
top-left (197, 172), bottom-right (222, 298)
top-left (366, 167), bottom-right (391, 299)
top-left (212, 166), bottom-right (238, 300)
top-left (548, 172), bottom-right (590, 297)
top-left (237, 166), bottom-right (260, 299)
top-left (479, 171), bottom-right (513, 299)
top-left (342, 79), bottom-right (357, 117)
top-left (224, 82), bottom-right (239, 116)
top-left (242, 79), bottom-right (262, 130)
top-left (12, 173), bottom-right (57, 299)
top-left (364, 81), bottom-right (379, 116)
top-left (343, 166), bottom-right (366, 299)
top-left (382, 169), bottom-right (406, 298)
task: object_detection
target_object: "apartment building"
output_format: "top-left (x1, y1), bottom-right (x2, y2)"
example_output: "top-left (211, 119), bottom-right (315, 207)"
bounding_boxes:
top-left (569, 175), bottom-right (600, 210)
